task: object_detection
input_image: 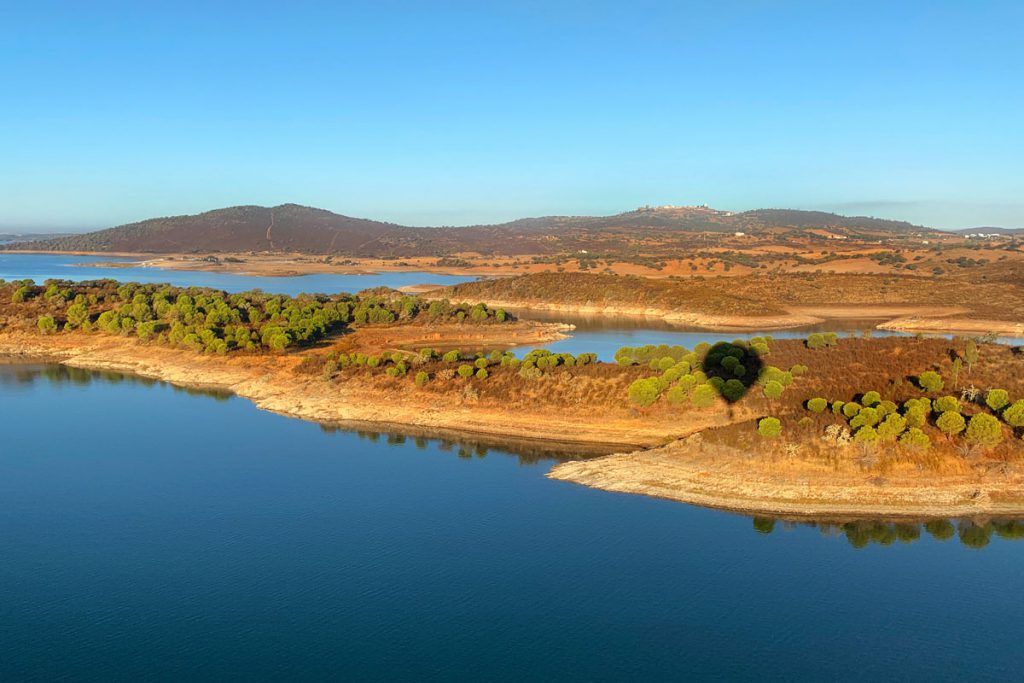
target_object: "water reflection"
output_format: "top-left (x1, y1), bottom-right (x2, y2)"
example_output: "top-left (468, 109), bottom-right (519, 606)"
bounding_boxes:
top-left (1, 363), bottom-right (613, 466)
top-left (749, 515), bottom-right (1024, 550)
top-left (0, 363), bottom-right (233, 400)
top-left (317, 420), bottom-right (616, 465)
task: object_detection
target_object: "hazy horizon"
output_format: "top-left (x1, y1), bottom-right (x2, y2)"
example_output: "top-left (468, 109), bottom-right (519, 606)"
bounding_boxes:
top-left (3, 1), bottom-right (1021, 232)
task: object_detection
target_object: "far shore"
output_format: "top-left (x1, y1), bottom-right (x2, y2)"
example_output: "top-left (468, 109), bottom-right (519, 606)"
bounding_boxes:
top-left (3, 331), bottom-right (1023, 519)
top-left (6, 249), bottom-right (1022, 336)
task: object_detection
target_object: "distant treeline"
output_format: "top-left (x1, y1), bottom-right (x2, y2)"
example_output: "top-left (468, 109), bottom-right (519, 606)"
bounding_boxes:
top-left (2, 278), bottom-right (510, 353)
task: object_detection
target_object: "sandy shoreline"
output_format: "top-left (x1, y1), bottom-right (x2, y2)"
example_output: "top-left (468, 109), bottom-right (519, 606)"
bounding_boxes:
top-left (548, 438), bottom-right (1024, 518)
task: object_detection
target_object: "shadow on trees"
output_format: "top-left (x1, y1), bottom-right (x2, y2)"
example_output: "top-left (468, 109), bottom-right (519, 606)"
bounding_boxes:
top-left (702, 341), bottom-right (764, 404)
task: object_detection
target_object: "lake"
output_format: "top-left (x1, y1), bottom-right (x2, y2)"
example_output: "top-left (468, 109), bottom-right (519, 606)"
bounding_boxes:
top-left (2, 363), bottom-right (1023, 680)
top-left (0, 253), bottom-right (477, 297)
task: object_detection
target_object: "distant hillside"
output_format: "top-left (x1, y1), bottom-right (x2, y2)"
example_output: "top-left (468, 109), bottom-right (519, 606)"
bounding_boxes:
top-left (738, 209), bottom-right (926, 234)
top-left (953, 226), bottom-right (1023, 236)
top-left (4, 203), bottom-right (940, 257)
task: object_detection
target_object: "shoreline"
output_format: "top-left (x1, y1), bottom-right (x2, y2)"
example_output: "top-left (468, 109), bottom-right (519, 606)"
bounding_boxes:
top-left (0, 331), bottom-right (696, 450)
top-left (548, 437), bottom-right (1024, 519)
top-left (3, 331), bottom-right (1023, 519)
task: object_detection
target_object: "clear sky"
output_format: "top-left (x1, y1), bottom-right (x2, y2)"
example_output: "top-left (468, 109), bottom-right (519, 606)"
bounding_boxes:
top-left (2, 1), bottom-right (1021, 231)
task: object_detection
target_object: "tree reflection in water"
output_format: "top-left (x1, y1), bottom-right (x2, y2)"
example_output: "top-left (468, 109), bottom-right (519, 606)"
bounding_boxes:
top-left (750, 515), bottom-right (1024, 550)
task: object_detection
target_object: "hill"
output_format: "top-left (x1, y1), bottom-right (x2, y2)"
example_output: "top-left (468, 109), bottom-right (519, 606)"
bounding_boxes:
top-left (4, 203), bottom-right (940, 257)
top-left (953, 226), bottom-right (1023, 236)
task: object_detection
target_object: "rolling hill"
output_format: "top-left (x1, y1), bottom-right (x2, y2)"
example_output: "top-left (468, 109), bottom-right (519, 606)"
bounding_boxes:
top-left (3, 203), bottom-right (938, 257)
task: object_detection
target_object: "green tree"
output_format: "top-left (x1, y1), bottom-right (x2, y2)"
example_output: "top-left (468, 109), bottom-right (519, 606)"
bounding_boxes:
top-left (722, 379), bottom-right (745, 402)
top-left (37, 315), bottom-right (57, 334)
top-left (985, 389), bottom-right (1009, 412)
top-left (917, 371), bottom-right (944, 393)
top-left (807, 397), bottom-right (828, 413)
top-left (665, 385), bottom-right (687, 405)
top-left (876, 414), bottom-right (907, 440)
top-left (757, 417), bottom-right (782, 438)
top-left (936, 411), bottom-right (966, 438)
top-left (932, 396), bottom-right (960, 413)
top-left (691, 384), bottom-right (717, 408)
top-left (1002, 400), bottom-right (1024, 427)
top-left (964, 339), bottom-right (979, 374)
top-left (457, 364), bottom-right (475, 379)
top-left (762, 380), bottom-right (783, 401)
top-left (475, 368), bottom-right (488, 380)
top-left (66, 302), bottom-right (90, 328)
top-left (629, 378), bottom-right (663, 407)
top-left (861, 391), bottom-right (881, 407)
top-left (853, 426), bottom-right (879, 445)
top-left (806, 333), bottom-right (826, 349)
top-left (965, 413), bottom-right (1003, 448)
top-left (850, 407), bottom-right (880, 429)
top-left (842, 402), bottom-right (862, 418)
top-left (414, 371), bottom-right (429, 387)
top-left (899, 427), bottom-right (931, 452)
top-left (951, 357), bottom-right (963, 389)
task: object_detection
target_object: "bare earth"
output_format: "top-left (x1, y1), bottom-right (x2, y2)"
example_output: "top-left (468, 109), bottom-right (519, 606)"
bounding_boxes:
top-left (549, 436), bottom-right (1024, 518)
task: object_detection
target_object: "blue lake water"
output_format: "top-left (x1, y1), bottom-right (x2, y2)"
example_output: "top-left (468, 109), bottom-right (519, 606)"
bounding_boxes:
top-left (2, 364), bottom-right (1023, 681)
top-left (0, 253), bottom-right (477, 296)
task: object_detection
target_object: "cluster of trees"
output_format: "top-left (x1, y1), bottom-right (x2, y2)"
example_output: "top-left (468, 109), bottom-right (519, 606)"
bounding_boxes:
top-left (318, 346), bottom-right (597, 386)
top-left (806, 332), bottom-right (840, 350)
top-left (9, 279), bottom-right (511, 354)
top-left (625, 338), bottom-right (810, 410)
top-left (804, 374), bottom-right (1022, 452)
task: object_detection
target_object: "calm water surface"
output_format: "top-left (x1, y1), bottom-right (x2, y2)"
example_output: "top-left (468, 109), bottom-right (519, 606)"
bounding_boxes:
top-left (2, 364), bottom-right (1023, 681)
top-left (0, 253), bottom-right (476, 296)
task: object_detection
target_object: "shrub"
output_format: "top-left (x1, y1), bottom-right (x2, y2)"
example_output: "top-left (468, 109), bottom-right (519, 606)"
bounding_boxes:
top-left (807, 398), bottom-right (827, 413)
top-left (918, 371), bottom-right (944, 393)
top-left (985, 389), bottom-right (1010, 412)
top-left (628, 378), bottom-right (663, 407)
top-left (457, 364), bottom-right (475, 379)
top-left (936, 411), bottom-right (966, 438)
top-left (757, 417), bottom-right (782, 438)
top-left (965, 413), bottom-right (1003, 448)
top-left (790, 364), bottom-right (808, 376)
top-left (414, 371), bottom-right (429, 387)
top-left (37, 315), bottom-right (58, 334)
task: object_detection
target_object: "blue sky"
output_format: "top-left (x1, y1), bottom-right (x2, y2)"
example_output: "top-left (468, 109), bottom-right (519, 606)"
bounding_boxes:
top-left (2, 1), bottom-right (1021, 231)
